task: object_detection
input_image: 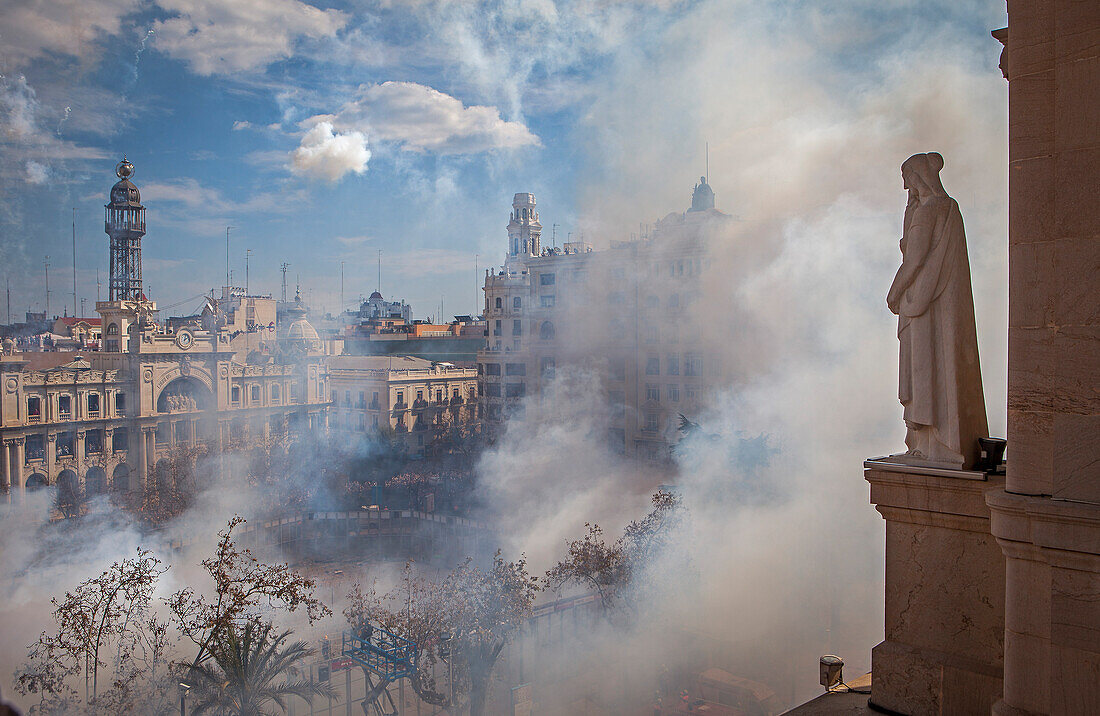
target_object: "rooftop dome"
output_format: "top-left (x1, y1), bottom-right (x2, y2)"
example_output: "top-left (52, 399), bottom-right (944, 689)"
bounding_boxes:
top-left (110, 178), bottom-right (142, 207)
top-left (285, 317), bottom-right (322, 352)
top-left (109, 159), bottom-right (142, 206)
top-left (282, 288), bottom-right (321, 352)
top-left (369, 291), bottom-right (383, 301)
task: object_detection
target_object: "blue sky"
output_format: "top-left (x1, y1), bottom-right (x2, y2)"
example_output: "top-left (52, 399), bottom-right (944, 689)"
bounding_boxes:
top-left (1, 0), bottom-right (1008, 326)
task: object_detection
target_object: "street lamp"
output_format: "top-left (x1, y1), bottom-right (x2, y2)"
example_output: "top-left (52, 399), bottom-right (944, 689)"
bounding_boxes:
top-left (179, 681), bottom-right (191, 716)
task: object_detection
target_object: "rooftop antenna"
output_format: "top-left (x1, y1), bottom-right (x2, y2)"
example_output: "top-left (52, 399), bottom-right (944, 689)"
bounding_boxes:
top-left (245, 248), bottom-right (252, 296)
top-left (225, 226), bottom-right (233, 289)
top-left (44, 255), bottom-right (50, 318)
top-left (474, 253), bottom-right (478, 315)
top-left (6, 275), bottom-right (10, 324)
top-left (552, 223), bottom-right (558, 249)
top-left (72, 208), bottom-right (78, 317)
top-left (280, 262), bottom-right (290, 302)
top-left (377, 249), bottom-right (382, 294)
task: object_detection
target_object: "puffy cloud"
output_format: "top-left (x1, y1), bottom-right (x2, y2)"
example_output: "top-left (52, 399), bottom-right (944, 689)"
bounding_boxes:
top-left (153, 0), bottom-right (347, 75)
top-left (0, 0), bottom-right (140, 69)
top-left (24, 161), bottom-right (49, 184)
top-left (231, 120), bottom-right (252, 130)
top-left (289, 121), bottom-right (370, 182)
top-left (305, 81), bottom-right (539, 155)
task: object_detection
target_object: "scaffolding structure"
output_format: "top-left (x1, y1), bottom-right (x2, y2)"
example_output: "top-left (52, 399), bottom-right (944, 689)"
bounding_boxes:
top-left (343, 625), bottom-right (418, 682)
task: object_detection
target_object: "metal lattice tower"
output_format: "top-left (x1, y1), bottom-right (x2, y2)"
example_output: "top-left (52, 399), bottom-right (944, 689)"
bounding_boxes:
top-left (104, 158), bottom-right (147, 301)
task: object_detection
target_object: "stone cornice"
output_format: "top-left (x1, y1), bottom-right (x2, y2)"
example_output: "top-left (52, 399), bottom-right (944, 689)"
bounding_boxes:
top-left (987, 489), bottom-right (1100, 568)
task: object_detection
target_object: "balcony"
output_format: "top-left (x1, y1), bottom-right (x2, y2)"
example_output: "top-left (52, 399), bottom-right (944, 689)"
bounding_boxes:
top-left (27, 414), bottom-right (41, 424)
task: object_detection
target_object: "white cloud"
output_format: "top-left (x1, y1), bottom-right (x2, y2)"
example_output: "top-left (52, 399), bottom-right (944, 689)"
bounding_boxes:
top-left (231, 120), bottom-right (252, 130)
top-left (0, 0), bottom-right (141, 69)
top-left (289, 121), bottom-right (370, 182)
top-left (25, 161), bottom-right (49, 184)
top-left (306, 81), bottom-right (539, 155)
top-left (152, 0), bottom-right (347, 75)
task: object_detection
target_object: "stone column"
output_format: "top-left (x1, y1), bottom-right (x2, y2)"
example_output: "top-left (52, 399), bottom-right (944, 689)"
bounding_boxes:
top-left (11, 438), bottom-right (24, 503)
top-left (46, 432), bottom-right (56, 482)
top-left (75, 429), bottom-right (85, 490)
top-left (1, 439), bottom-right (10, 503)
top-left (137, 427), bottom-right (149, 491)
top-left (867, 461), bottom-right (1006, 715)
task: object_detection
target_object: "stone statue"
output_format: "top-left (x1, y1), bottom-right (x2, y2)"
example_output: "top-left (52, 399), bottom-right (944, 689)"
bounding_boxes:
top-left (887, 152), bottom-right (988, 469)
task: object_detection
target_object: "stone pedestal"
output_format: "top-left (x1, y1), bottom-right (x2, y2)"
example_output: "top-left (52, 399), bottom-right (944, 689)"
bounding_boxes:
top-left (866, 459), bottom-right (1006, 715)
top-left (987, 490), bottom-right (1100, 716)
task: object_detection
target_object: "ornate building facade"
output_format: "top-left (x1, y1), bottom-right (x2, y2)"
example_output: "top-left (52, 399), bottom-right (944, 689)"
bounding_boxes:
top-left (478, 183), bottom-right (729, 460)
top-left (328, 355), bottom-right (479, 455)
top-left (0, 160), bottom-right (330, 506)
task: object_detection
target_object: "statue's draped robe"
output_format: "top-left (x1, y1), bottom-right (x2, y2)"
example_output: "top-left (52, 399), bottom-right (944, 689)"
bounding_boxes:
top-left (892, 195), bottom-right (988, 467)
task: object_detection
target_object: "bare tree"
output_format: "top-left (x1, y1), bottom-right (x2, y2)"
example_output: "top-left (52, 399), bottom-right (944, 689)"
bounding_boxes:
top-left (167, 515), bottom-right (331, 672)
top-left (545, 490), bottom-right (687, 617)
top-left (345, 552), bottom-right (539, 716)
top-left (13, 548), bottom-right (173, 714)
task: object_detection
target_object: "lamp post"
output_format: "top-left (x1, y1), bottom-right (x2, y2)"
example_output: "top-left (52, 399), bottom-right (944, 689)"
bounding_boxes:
top-left (179, 681), bottom-right (191, 716)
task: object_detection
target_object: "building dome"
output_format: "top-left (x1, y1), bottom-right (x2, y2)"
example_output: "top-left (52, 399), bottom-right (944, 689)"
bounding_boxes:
top-left (281, 289), bottom-right (321, 352)
top-left (109, 158), bottom-right (142, 206)
top-left (689, 176), bottom-right (715, 212)
top-left (369, 291), bottom-right (383, 301)
top-left (110, 179), bottom-right (142, 206)
top-left (285, 317), bottom-right (322, 352)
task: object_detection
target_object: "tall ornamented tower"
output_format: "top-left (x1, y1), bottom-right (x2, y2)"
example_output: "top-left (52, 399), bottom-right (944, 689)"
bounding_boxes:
top-left (98, 158), bottom-right (156, 352)
top-left (505, 192), bottom-right (541, 267)
top-left (105, 158), bottom-right (146, 301)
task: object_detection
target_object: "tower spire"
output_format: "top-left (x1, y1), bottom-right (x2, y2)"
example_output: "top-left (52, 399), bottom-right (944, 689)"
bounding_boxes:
top-left (105, 157), bottom-right (147, 301)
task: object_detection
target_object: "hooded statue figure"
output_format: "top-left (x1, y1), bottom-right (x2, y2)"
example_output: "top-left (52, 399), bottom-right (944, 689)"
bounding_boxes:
top-left (887, 152), bottom-right (988, 469)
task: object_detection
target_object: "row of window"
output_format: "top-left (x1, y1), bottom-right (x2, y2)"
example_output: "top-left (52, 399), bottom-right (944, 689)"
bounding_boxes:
top-left (26, 392), bottom-right (125, 420)
top-left (482, 383), bottom-right (526, 398)
top-left (643, 353), bottom-right (702, 376)
top-left (493, 319), bottom-right (556, 339)
top-left (229, 382), bottom-right (298, 405)
top-left (388, 386), bottom-right (476, 406)
top-left (23, 428), bottom-right (127, 463)
top-left (490, 294), bottom-right (557, 312)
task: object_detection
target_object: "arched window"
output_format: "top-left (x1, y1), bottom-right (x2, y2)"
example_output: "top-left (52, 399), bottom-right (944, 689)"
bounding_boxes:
top-left (495, 297), bottom-right (502, 309)
top-left (85, 467), bottom-right (107, 497)
top-left (107, 323), bottom-right (119, 335)
top-left (540, 321), bottom-right (555, 340)
top-left (112, 464), bottom-right (130, 492)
